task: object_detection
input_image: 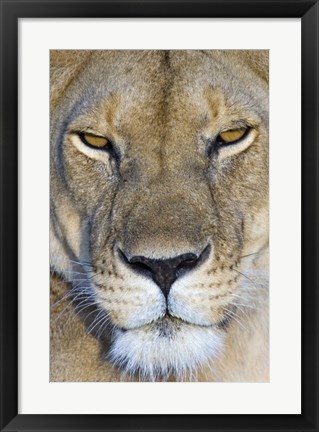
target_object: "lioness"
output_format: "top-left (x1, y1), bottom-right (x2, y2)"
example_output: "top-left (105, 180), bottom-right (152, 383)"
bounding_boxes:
top-left (50, 50), bottom-right (269, 382)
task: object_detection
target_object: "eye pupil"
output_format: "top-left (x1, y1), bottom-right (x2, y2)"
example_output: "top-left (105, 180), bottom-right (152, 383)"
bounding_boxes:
top-left (218, 128), bottom-right (247, 145)
top-left (80, 133), bottom-right (109, 149)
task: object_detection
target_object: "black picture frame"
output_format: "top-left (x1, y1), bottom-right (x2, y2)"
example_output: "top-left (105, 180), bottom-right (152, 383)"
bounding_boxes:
top-left (0, 1), bottom-right (318, 431)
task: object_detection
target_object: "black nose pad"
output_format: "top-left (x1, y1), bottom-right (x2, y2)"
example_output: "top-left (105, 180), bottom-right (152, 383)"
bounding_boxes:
top-left (120, 248), bottom-right (209, 298)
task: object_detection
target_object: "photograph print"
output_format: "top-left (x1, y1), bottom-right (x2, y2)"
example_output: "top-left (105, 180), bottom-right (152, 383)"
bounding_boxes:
top-left (50, 50), bottom-right (269, 382)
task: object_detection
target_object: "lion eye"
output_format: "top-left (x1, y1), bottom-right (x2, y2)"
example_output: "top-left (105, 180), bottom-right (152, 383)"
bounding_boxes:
top-left (80, 133), bottom-right (109, 149)
top-left (217, 128), bottom-right (248, 145)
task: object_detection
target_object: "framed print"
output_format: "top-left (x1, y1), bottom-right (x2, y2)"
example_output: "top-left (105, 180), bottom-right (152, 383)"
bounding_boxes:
top-left (0, 0), bottom-right (318, 431)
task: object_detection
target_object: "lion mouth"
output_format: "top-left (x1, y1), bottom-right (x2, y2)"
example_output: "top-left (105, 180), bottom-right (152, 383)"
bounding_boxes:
top-left (119, 312), bottom-right (226, 334)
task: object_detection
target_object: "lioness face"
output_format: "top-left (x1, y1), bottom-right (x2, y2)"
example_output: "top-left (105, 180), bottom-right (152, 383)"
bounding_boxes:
top-left (51, 50), bottom-right (268, 380)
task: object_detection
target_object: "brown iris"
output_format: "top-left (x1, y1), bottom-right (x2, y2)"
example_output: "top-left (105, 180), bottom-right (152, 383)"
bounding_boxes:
top-left (218, 128), bottom-right (247, 144)
top-left (80, 133), bottom-right (109, 149)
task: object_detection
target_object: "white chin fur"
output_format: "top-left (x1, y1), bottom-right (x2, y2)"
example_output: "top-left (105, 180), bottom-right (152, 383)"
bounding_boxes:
top-left (108, 319), bottom-right (224, 381)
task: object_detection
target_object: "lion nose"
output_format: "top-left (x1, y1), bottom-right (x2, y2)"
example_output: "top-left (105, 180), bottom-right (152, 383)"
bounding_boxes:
top-left (119, 249), bottom-right (208, 298)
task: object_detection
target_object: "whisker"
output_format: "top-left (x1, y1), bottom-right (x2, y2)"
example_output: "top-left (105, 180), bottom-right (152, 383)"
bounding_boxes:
top-left (70, 259), bottom-right (93, 267)
top-left (96, 315), bottom-right (113, 338)
top-left (240, 251), bottom-right (260, 259)
top-left (229, 303), bottom-right (251, 320)
top-left (87, 309), bottom-right (107, 334)
top-left (51, 285), bottom-right (97, 322)
top-left (230, 301), bottom-right (255, 310)
top-left (61, 270), bottom-right (92, 276)
top-left (63, 301), bottom-right (97, 328)
top-left (224, 308), bottom-right (248, 332)
top-left (50, 290), bottom-right (75, 309)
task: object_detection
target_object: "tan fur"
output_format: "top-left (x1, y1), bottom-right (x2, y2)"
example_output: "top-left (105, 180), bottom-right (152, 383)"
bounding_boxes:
top-left (50, 50), bottom-right (269, 382)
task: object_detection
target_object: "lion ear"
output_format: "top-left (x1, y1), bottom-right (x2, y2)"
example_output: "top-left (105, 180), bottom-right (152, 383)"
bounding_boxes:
top-left (242, 50), bottom-right (269, 84)
top-left (50, 50), bottom-right (92, 110)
